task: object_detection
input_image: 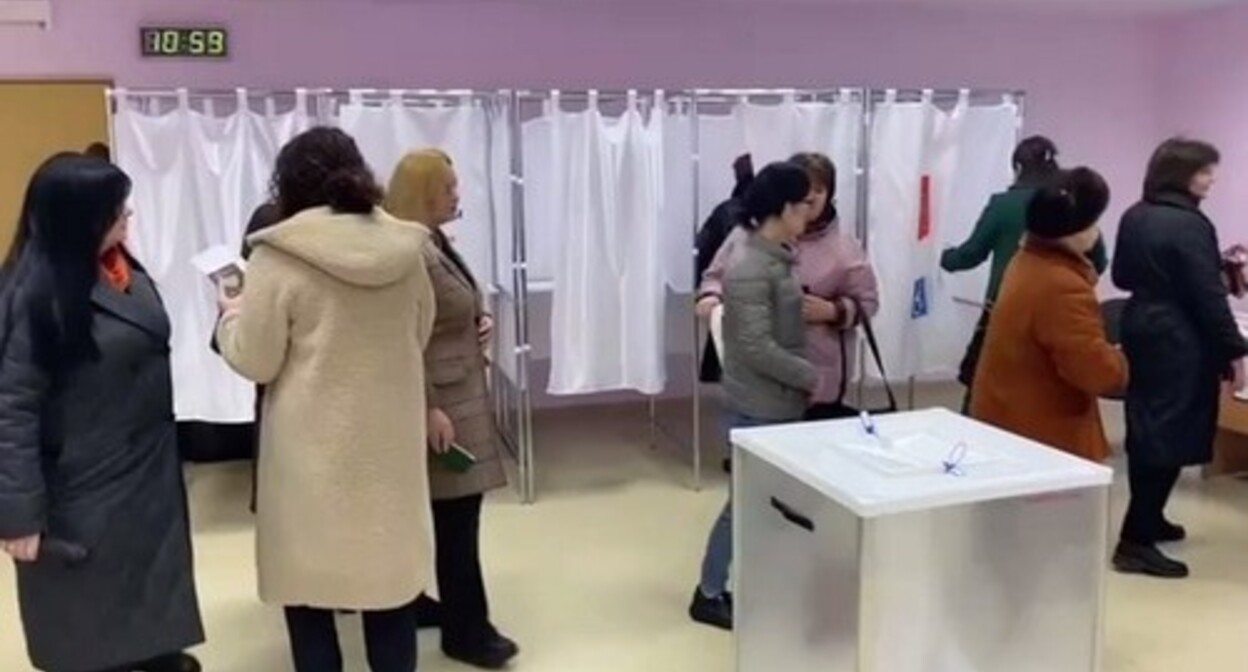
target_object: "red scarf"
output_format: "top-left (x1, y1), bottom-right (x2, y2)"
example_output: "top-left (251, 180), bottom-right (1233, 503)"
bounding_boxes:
top-left (100, 246), bottom-right (132, 292)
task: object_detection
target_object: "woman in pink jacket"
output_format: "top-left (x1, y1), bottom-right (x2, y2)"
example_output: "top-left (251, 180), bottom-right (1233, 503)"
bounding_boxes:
top-left (696, 152), bottom-right (880, 421)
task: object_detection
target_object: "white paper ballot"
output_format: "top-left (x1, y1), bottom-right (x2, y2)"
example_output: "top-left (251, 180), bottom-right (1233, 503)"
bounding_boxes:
top-left (191, 245), bottom-right (245, 277)
top-left (192, 245), bottom-right (246, 297)
top-left (709, 304), bottom-right (725, 359)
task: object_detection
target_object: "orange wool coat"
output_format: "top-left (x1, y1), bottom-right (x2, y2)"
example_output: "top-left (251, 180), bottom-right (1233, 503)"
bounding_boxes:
top-left (971, 239), bottom-right (1128, 462)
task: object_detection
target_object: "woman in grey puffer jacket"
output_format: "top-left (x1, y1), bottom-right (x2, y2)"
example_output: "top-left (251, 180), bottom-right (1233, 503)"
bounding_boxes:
top-left (688, 162), bottom-right (818, 631)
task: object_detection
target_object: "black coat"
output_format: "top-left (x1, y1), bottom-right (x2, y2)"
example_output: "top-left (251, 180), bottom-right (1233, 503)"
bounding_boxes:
top-left (0, 272), bottom-right (204, 671)
top-left (695, 198), bottom-right (748, 382)
top-left (1113, 193), bottom-right (1248, 467)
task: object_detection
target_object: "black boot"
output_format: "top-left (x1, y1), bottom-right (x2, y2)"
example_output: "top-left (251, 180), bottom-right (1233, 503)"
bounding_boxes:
top-left (135, 652), bottom-right (201, 672)
top-left (688, 588), bottom-right (733, 630)
top-left (1113, 541), bottom-right (1189, 579)
top-left (444, 631), bottom-right (520, 670)
top-left (1154, 519), bottom-right (1187, 543)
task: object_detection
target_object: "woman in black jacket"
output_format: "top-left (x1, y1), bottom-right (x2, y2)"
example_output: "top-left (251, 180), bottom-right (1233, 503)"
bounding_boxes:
top-left (1112, 138), bottom-right (1248, 579)
top-left (695, 153), bottom-right (754, 384)
top-left (0, 153), bottom-right (204, 671)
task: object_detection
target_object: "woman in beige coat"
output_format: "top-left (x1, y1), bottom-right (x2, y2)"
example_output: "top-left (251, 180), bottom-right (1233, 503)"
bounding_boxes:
top-left (385, 149), bottom-right (517, 670)
top-left (217, 128), bottom-right (436, 672)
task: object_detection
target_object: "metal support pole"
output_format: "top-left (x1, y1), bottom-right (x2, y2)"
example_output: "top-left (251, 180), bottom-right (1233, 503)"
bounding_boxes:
top-left (690, 90), bottom-right (703, 491)
top-left (856, 88), bottom-right (874, 404)
top-left (507, 91), bottom-right (536, 504)
top-left (648, 396), bottom-right (659, 450)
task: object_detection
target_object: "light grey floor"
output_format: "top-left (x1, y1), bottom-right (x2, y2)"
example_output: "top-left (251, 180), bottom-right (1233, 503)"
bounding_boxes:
top-left (2, 383), bottom-right (1246, 671)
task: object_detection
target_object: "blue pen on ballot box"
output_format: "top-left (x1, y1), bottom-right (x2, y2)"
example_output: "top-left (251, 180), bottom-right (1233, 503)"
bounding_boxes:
top-left (859, 410), bottom-right (881, 444)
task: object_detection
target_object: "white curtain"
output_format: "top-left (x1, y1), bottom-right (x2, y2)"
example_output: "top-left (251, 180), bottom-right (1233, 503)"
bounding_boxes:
top-left (529, 94), bottom-right (668, 395)
top-left (867, 92), bottom-right (1019, 381)
top-left (694, 97), bottom-right (864, 229)
top-left (867, 95), bottom-right (931, 382)
top-left (660, 108), bottom-right (695, 293)
top-left (520, 114), bottom-right (560, 288)
top-left (338, 96), bottom-right (496, 288)
top-left (113, 90), bottom-right (310, 422)
top-left (925, 102), bottom-right (1019, 375)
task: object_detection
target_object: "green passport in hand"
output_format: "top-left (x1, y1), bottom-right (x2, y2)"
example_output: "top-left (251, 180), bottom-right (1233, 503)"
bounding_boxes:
top-left (436, 443), bottom-right (478, 473)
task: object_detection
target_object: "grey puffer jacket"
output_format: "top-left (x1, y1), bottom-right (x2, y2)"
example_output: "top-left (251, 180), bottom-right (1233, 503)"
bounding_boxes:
top-left (721, 234), bottom-right (817, 421)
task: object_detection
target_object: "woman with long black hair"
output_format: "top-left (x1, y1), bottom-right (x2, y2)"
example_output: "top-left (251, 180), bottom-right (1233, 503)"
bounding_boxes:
top-left (0, 153), bottom-right (204, 672)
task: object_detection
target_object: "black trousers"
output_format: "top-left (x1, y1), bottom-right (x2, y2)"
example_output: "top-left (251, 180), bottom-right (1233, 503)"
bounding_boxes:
top-left (1120, 460), bottom-right (1182, 544)
top-left (284, 602), bottom-right (416, 672)
top-left (958, 310), bottom-right (991, 415)
top-left (432, 494), bottom-right (496, 650)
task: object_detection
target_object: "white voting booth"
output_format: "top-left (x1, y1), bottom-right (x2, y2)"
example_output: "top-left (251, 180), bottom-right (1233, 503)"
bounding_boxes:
top-left (732, 408), bottom-right (1112, 672)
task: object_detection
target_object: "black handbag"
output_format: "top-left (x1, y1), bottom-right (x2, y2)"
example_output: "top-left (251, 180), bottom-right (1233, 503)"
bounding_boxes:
top-left (806, 308), bottom-right (899, 421)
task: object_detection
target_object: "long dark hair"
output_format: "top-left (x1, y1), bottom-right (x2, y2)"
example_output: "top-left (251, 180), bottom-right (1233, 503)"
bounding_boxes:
top-left (1144, 137), bottom-right (1220, 201)
top-left (271, 127), bottom-right (382, 219)
top-left (1013, 136), bottom-right (1060, 188)
top-left (1, 153), bottom-right (132, 372)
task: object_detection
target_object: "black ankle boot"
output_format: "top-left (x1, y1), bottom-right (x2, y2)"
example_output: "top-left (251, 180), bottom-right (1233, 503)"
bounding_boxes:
top-left (1154, 519), bottom-right (1187, 543)
top-left (135, 652), bottom-right (201, 672)
top-left (1113, 541), bottom-right (1189, 579)
top-left (444, 631), bottom-right (519, 670)
top-left (688, 588), bottom-right (733, 630)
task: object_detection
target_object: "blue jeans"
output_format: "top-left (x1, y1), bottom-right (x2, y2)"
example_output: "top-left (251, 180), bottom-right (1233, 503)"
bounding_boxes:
top-left (698, 413), bottom-right (772, 598)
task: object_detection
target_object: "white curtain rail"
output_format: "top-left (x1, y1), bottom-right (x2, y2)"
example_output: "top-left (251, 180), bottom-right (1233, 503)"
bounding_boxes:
top-left (106, 87), bottom-right (501, 101)
top-left (108, 87), bottom-right (1022, 105)
top-left (515, 88), bottom-right (852, 101)
top-left (515, 89), bottom-right (671, 102)
top-left (692, 87), bottom-right (849, 96)
top-left (868, 88), bottom-right (1026, 104)
top-left (108, 87), bottom-right (315, 100)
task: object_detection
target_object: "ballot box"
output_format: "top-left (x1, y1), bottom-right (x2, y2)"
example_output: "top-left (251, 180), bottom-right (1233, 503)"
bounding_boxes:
top-left (732, 408), bottom-right (1113, 672)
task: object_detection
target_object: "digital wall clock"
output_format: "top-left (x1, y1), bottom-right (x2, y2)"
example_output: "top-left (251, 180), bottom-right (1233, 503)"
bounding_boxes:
top-left (140, 27), bottom-right (229, 59)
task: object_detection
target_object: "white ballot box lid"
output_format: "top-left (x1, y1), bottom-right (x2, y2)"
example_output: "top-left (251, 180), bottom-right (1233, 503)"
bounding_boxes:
top-left (732, 407), bottom-right (1113, 518)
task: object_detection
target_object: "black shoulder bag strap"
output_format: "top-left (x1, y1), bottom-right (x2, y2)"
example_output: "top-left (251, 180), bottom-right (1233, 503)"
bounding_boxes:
top-left (835, 299), bottom-right (899, 412)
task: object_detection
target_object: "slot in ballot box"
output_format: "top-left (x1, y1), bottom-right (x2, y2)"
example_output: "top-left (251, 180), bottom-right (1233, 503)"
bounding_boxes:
top-left (732, 408), bottom-right (1112, 672)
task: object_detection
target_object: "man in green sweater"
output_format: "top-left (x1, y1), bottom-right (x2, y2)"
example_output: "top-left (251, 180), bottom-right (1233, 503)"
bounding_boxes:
top-left (941, 136), bottom-right (1109, 412)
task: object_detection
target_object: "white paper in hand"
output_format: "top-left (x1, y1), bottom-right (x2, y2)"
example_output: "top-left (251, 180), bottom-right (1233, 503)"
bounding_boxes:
top-left (709, 304), bottom-right (725, 359)
top-left (192, 245), bottom-right (247, 298)
top-left (192, 245), bottom-right (245, 277)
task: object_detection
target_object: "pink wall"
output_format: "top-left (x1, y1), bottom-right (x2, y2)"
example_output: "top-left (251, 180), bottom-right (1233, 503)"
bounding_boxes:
top-left (2, 0), bottom-right (1161, 225)
top-left (1160, 3), bottom-right (1248, 242)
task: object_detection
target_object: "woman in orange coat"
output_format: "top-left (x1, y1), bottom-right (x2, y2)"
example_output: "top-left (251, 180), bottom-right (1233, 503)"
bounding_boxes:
top-left (971, 167), bottom-right (1127, 462)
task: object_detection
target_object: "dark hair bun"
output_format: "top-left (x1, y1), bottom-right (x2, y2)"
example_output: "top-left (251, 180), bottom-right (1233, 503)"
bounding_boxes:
top-left (742, 162), bottom-right (811, 228)
top-left (1013, 135), bottom-right (1059, 185)
top-left (1026, 167), bottom-right (1110, 240)
top-left (324, 167), bottom-right (382, 215)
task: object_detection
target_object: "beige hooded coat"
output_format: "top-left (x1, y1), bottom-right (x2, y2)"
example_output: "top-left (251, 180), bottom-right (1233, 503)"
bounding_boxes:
top-left (216, 206), bottom-right (437, 610)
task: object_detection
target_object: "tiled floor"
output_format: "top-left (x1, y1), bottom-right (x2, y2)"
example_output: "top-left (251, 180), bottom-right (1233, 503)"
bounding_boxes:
top-left (2, 387), bottom-right (1246, 671)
